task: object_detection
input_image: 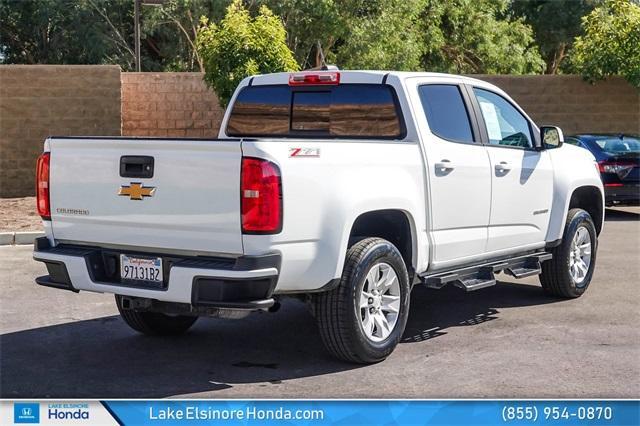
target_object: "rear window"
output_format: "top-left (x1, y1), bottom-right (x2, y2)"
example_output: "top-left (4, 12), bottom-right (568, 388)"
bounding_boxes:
top-left (593, 137), bottom-right (640, 154)
top-left (226, 84), bottom-right (405, 139)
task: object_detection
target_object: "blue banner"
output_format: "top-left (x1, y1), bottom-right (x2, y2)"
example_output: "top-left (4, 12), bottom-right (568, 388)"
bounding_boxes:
top-left (102, 400), bottom-right (640, 426)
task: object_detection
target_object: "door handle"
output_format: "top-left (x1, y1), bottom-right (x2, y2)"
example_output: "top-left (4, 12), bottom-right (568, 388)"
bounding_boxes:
top-left (435, 159), bottom-right (455, 171)
top-left (495, 161), bottom-right (511, 173)
top-left (120, 155), bottom-right (154, 178)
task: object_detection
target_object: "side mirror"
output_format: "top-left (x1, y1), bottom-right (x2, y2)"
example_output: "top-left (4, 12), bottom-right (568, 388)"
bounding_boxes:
top-left (540, 126), bottom-right (564, 149)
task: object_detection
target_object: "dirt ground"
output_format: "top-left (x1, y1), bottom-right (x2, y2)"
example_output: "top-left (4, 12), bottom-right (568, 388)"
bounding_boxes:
top-left (0, 197), bottom-right (42, 232)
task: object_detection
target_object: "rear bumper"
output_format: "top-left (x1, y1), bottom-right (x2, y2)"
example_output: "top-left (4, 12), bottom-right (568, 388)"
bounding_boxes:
top-left (604, 184), bottom-right (640, 206)
top-left (33, 238), bottom-right (280, 309)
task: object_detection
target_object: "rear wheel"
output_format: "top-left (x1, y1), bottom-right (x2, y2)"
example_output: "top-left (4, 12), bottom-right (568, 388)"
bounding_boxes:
top-left (115, 295), bottom-right (198, 335)
top-left (540, 208), bottom-right (597, 298)
top-left (315, 238), bottom-right (410, 363)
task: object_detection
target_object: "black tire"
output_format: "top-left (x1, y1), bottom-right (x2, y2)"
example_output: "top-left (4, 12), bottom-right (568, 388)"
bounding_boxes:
top-left (315, 238), bottom-right (410, 363)
top-left (540, 208), bottom-right (598, 298)
top-left (115, 295), bottom-right (198, 336)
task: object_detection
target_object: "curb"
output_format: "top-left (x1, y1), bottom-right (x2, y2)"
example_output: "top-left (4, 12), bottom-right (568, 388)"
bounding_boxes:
top-left (0, 231), bottom-right (44, 246)
top-left (0, 232), bottom-right (14, 245)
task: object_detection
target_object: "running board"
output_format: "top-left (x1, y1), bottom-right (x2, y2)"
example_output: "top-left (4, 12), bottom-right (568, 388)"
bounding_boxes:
top-left (421, 252), bottom-right (552, 292)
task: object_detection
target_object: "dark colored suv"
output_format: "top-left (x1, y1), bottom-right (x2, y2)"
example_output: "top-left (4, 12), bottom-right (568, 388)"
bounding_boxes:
top-left (567, 134), bottom-right (640, 206)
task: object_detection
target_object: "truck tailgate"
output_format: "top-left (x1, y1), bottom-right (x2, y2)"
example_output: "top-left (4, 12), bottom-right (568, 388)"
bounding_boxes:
top-left (48, 137), bottom-right (243, 255)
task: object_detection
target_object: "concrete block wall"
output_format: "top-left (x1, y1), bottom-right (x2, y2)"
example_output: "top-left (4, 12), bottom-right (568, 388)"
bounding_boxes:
top-left (0, 65), bottom-right (121, 197)
top-left (1, 67), bottom-right (639, 199)
top-left (121, 72), bottom-right (224, 138)
top-left (474, 75), bottom-right (640, 136)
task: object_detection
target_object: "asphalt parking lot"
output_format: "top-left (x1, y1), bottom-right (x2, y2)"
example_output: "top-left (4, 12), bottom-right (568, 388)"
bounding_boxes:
top-left (1, 208), bottom-right (638, 399)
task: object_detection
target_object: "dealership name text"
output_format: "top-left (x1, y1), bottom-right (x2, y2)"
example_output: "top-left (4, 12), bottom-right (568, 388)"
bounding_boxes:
top-left (149, 406), bottom-right (324, 421)
top-left (48, 403), bottom-right (90, 420)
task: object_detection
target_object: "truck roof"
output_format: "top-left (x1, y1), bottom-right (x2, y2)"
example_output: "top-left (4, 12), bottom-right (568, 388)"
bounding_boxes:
top-left (249, 70), bottom-right (489, 87)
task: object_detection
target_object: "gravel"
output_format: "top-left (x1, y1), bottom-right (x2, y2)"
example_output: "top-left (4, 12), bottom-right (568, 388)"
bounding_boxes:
top-left (0, 197), bottom-right (42, 232)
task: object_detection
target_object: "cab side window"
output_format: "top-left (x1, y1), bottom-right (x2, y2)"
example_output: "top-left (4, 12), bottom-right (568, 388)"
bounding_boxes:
top-left (473, 88), bottom-right (533, 149)
top-left (419, 85), bottom-right (475, 143)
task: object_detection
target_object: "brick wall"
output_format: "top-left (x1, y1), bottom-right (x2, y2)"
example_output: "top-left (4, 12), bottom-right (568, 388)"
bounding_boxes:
top-left (121, 72), bottom-right (224, 138)
top-left (1, 68), bottom-right (639, 199)
top-left (0, 65), bottom-right (121, 198)
top-left (474, 75), bottom-right (640, 135)
top-left (122, 73), bottom-right (638, 138)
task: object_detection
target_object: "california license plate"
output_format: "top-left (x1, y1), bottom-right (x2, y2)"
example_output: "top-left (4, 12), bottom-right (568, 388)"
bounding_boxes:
top-left (120, 254), bottom-right (163, 283)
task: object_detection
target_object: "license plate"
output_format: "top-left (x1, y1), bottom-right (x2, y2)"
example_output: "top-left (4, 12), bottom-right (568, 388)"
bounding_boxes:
top-left (120, 254), bottom-right (163, 283)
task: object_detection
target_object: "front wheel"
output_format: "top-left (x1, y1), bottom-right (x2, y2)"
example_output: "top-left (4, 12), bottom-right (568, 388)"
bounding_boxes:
top-left (540, 208), bottom-right (598, 298)
top-left (115, 295), bottom-right (198, 336)
top-left (315, 238), bottom-right (410, 363)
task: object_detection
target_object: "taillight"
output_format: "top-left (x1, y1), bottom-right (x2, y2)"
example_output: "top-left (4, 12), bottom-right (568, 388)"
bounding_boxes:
top-left (597, 160), bottom-right (634, 174)
top-left (597, 160), bottom-right (635, 179)
top-left (289, 71), bottom-right (340, 86)
top-left (36, 152), bottom-right (51, 220)
top-left (241, 157), bottom-right (282, 234)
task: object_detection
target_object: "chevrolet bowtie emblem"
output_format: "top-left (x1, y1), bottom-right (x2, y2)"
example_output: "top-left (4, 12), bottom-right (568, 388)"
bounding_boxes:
top-left (118, 183), bottom-right (156, 200)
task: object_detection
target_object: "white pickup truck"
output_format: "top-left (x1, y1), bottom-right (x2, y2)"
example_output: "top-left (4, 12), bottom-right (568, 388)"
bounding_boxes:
top-left (34, 70), bottom-right (604, 363)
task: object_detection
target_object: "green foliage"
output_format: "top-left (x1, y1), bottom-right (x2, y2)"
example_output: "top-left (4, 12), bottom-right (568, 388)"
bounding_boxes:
top-left (0, 0), bottom-right (133, 67)
top-left (257, 0), bottom-right (425, 71)
top-left (255, 0), bottom-right (343, 68)
top-left (0, 0), bottom-right (227, 71)
top-left (510, 0), bottom-right (600, 74)
top-left (571, 0), bottom-right (640, 87)
top-left (142, 0), bottom-right (229, 71)
top-left (6, 0), bottom-right (624, 82)
top-left (335, 0), bottom-right (425, 71)
top-left (420, 0), bottom-right (545, 74)
top-left (86, 0), bottom-right (143, 71)
top-left (196, 0), bottom-right (299, 107)
top-left (257, 0), bottom-right (542, 73)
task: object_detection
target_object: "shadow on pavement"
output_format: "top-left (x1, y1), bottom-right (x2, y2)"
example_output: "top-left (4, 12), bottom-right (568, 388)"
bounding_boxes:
top-left (402, 281), bottom-right (559, 343)
top-left (0, 299), bottom-right (348, 398)
top-left (605, 208), bottom-right (640, 222)
top-left (1, 281), bottom-right (558, 398)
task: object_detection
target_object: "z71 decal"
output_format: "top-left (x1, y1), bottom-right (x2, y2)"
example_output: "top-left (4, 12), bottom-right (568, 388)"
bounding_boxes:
top-left (289, 147), bottom-right (320, 158)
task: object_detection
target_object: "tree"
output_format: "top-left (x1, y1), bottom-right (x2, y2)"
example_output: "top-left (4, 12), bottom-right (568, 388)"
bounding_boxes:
top-left (255, 0), bottom-right (343, 69)
top-left (0, 0), bottom-right (222, 71)
top-left (1, 0), bottom-right (550, 76)
top-left (510, 0), bottom-right (600, 74)
top-left (257, 0), bottom-right (425, 71)
top-left (84, 0), bottom-right (137, 70)
top-left (420, 0), bottom-right (545, 74)
top-left (0, 0), bottom-right (131, 66)
top-left (196, 0), bottom-right (299, 107)
top-left (142, 0), bottom-right (229, 72)
top-left (571, 0), bottom-right (640, 87)
top-left (335, 0), bottom-right (425, 71)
